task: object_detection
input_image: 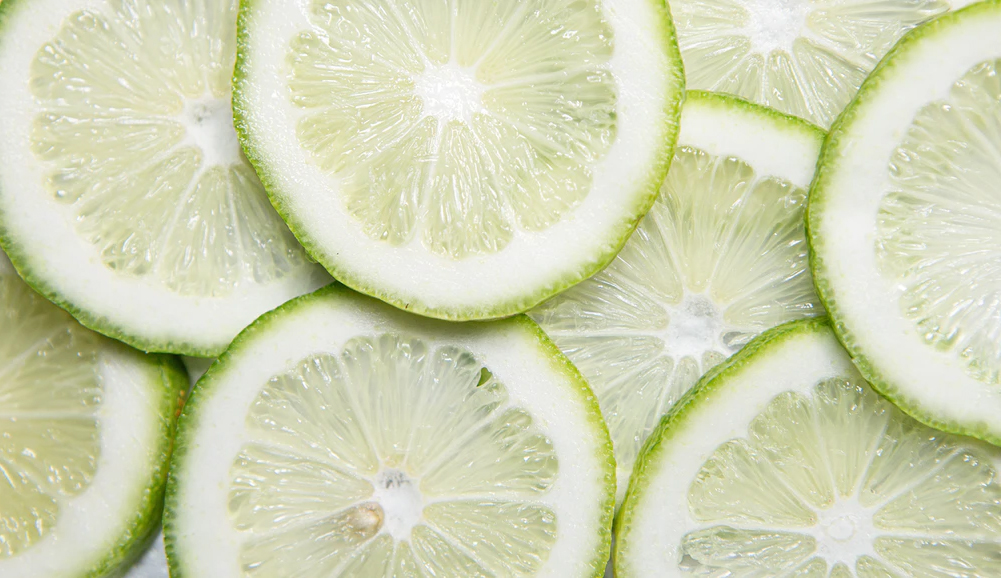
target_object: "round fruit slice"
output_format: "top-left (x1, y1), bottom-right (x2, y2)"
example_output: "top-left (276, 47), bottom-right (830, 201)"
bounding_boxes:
top-left (616, 318), bottom-right (1001, 578)
top-left (0, 248), bottom-right (187, 577)
top-left (234, 0), bottom-right (683, 321)
top-left (809, 2), bottom-right (1001, 445)
top-left (0, 0), bottom-right (331, 357)
top-left (669, 0), bottom-right (976, 128)
top-left (531, 91), bottom-right (824, 503)
top-left (165, 285), bottom-right (614, 577)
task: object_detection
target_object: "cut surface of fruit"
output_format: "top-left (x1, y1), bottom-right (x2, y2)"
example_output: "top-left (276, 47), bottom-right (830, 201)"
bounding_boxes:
top-left (531, 92), bottom-right (824, 502)
top-left (616, 318), bottom-right (1001, 578)
top-left (165, 286), bottom-right (614, 578)
top-left (809, 1), bottom-right (1001, 445)
top-left (0, 0), bottom-right (331, 357)
top-left (234, 0), bottom-right (683, 320)
top-left (0, 248), bottom-right (186, 577)
top-left (669, 0), bottom-right (975, 127)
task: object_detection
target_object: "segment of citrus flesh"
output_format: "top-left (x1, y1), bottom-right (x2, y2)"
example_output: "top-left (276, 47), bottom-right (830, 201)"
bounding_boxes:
top-left (229, 335), bottom-right (559, 576)
top-left (808, 3), bottom-right (1001, 444)
top-left (0, 250), bottom-right (185, 577)
top-left (0, 257), bottom-right (102, 559)
top-left (166, 289), bottom-right (613, 578)
top-left (287, 0), bottom-right (615, 259)
top-left (615, 320), bottom-right (1001, 578)
top-left (877, 58), bottom-right (1001, 386)
top-left (531, 94), bottom-right (823, 498)
top-left (669, 0), bottom-right (973, 127)
top-left (0, 0), bottom-right (329, 356)
top-left (681, 378), bottom-right (1001, 577)
top-left (235, 0), bottom-right (680, 319)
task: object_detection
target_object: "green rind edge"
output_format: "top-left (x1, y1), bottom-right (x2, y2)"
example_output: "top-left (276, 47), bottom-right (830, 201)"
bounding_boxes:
top-left (806, 0), bottom-right (1001, 447)
top-left (88, 353), bottom-right (188, 578)
top-left (684, 89), bottom-right (827, 145)
top-left (231, 0), bottom-right (684, 322)
top-left (164, 284), bottom-right (616, 578)
top-left (612, 317), bottom-right (832, 577)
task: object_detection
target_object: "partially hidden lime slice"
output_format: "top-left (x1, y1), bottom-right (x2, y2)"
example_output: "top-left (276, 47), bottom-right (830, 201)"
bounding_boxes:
top-left (233, 0), bottom-right (683, 321)
top-left (809, 2), bottom-right (1001, 445)
top-left (616, 318), bottom-right (1001, 577)
top-left (165, 286), bottom-right (614, 577)
top-left (532, 92), bottom-right (824, 503)
top-left (0, 0), bottom-right (331, 357)
top-left (0, 248), bottom-right (186, 577)
top-left (669, 0), bottom-right (975, 127)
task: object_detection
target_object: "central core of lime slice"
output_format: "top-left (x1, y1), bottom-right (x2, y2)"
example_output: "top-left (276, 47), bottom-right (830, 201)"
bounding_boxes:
top-left (877, 58), bottom-right (1001, 386)
top-left (743, 0), bottom-right (808, 54)
top-left (227, 334), bottom-right (559, 575)
top-left (682, 377), bottom-right (1001, 576)
top-left (414, 64), bottom-right (485, 124)
top-left (0, 272), bottom-right (102, 558)
top-left (287, 0), bottom-right (617, 259)
top-left (28, 4), bottom-right (310, 298)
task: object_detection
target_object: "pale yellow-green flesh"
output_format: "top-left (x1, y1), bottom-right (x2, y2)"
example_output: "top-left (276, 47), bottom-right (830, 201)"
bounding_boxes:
top-left (877, 58), bottom-right (1001, 386)
top-left (227, 334), bottom-right (559, 577)
top-left (287, 0), bottom-right (617, 259)
top-left (682, 377), bottom-right (1001, 576)
top-left (30, 0), bottom-right (309, 297)
top-left (0, 272), bottom-right (102, 558)
top-left (671, 0), bottom-right (948, 127)
top-left (532, 146), bottom-right (820, 486)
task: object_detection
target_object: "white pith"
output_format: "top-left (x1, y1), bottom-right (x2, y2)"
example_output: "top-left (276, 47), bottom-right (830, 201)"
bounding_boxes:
top-left (169, 293), bottom-right (611, 578)
top-left (0, 0), bottom-right (331, 354)
top-left (0, 251), bottom-right (174, 577)
top-left (811, 6), bottom-right (1001, 440)
top-left (236, 0), bottom-right (678, 316)
top-left (618, 324), bottom-right (1001, 578)
top-left (532, 97), bottom-right (823, 502)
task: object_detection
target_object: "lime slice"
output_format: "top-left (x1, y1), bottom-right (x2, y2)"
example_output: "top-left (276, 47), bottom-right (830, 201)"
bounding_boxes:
top-left (531, 92), bottom-right (824, 502)
top-left (165, 286), bottom-right (614, 577)
top-left (809, 3), bottom-right (1001, 445)
top-left (233, 0), bottom-right (683, 321)
top-left (669, 0), bottom-right (975, 128)
top-left (0, 249), bottom-right (186, 576)
top-left (0, 0), bottom-right (331, 357)
top-left (616, 318), bottom-right (1001, 577)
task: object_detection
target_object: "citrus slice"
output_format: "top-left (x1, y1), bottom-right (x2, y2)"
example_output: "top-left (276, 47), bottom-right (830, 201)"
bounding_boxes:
top-left (616, 318), bottom-right (1001, 577)
top-left (809, 2), bottom-right (1001, 445)
top-left (531, 91), bottom-right (824, 502)
top-left (669, 0), bottom-right (976, 128)
top-left (0, 0), bottom-right (331, 357)
top-left (164, 285), bottom-right (614, 577)
top-left (0, 248), bottom-right (187, 577)
top-left (233, 0), bottom-right (683, 320)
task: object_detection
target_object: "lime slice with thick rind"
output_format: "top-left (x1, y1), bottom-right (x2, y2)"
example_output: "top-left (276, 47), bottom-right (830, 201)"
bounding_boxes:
top-left (531, 92), bottom-right (824, 503)
top-left (165, 286), bottom-right (614, 577)
top-left (809, 2), bottom-right (1001, 445)
top-left (669, 0), bottom-right (975, 128)
top-left (234, 0), bottom-right (683, 321)
top-left (616, 318), bottom-right (1001, 577)
top-left (0, 0), bottom-right (331, 357)
top-left (0, 248), bottom-right (186, 577)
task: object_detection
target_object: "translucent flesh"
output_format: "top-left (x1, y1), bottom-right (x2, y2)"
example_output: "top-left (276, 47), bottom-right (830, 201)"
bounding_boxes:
top-left (532, 146), bottom-right (820, 488)
top-left (0, 272), bottom-right (102, 558)
top-left (29, 0), bottom-right (310, 297)
top-left (877, 59), bottom-right (1001, 385)
top-left (681, 377), bottom-right (1001, 576)
top-left (228, 334), bottom-right (559, 576)
top-left (286, 0), bottom-right (617, 259)
top-left (670, 0), bottom-right (948, 127)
